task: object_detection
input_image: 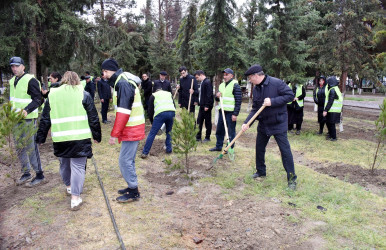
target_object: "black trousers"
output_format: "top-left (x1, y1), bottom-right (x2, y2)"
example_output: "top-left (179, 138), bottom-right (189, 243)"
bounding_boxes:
top-left (196, 106), bottom-right (212, 140)
top-left (255, 131), bottom-right (297, 182)
top-left (326, 122), bottom-right (336, 139)
top-left (319, 121), bottom-right (326, 133)
top-left (101, 100), bottom-right (109, 122)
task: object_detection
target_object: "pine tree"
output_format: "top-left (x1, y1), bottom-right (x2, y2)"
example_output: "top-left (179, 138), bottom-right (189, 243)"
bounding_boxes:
top-left (192, 0), bottom-right (246, 89)
top-left (310, 0), bottom-right (380, 92)
top-left (0, 102), bottom-right (37, 188)
top-left (175, 2), bottom-right (198, 70)
top-left (254, 0), bottom-right (318, 81)
top-left (171, 109), bottom-right (199, 174)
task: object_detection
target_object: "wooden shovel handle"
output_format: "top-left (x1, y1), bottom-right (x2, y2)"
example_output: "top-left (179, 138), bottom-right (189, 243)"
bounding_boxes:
top-left (219, 96), bottom-right (230, 142)
top-left (187, 79), bottom-right (194, 112)
top-left (222, 105), bottom-right (266, 154)
top-left (173, 86), bottom-right (178, 99)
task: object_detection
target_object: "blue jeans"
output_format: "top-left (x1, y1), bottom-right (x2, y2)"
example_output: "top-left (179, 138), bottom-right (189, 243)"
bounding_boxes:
top-left (119, 141), bottom-right (139, 188)
top-left (142, 111), bottom-right (175, 155)
top-left (215, 111), bottom-right (236, 149)
top-left (255, 131), bottom-right (297, 182)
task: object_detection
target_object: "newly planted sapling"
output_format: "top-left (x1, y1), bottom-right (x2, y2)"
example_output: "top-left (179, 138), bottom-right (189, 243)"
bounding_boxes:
top-left (0, 102), bottom-right (37, 187)
top-left (171, 108), bottom-right (199, 174)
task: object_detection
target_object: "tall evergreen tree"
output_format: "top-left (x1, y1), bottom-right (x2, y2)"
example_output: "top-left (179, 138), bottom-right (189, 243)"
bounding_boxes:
top-left (175, 2), bottom-right (198, 70)
top-left (149, 17), bottom-right (177, 78)
top-left (311, 0), bottom-right (381, 92)
top-left (192, 0), bottom-right (245, 89)
top-left (254, 0), bottom-right (317, 81)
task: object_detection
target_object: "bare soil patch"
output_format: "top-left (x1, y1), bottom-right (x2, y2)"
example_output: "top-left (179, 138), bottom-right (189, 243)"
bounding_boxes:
top-left (316, 164), bottom-right (386, 195)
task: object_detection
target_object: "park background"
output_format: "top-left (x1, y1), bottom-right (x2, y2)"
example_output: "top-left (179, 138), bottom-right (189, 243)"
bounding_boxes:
top-left (0, 0), bottom-right (385, 249)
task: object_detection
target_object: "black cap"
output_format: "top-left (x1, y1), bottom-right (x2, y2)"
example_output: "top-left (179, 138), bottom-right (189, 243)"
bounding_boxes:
top-left (160, 71), bottom-right (168, 76)
top-left (194, 70), bottom-right (205, 76)
top-left (244, 64), bottom-right (263, 76)
top-left (101, 58), bottom-right (119, 71)
top-left (222, 68), bottom-right (234, 75)
top-left (9, 57), bottom-right (25, 66)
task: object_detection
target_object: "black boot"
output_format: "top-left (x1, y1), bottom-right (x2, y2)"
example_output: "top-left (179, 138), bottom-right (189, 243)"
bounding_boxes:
top-left (116, 187), bottom-right (140, 203)
top-left (118, 187), bottom-right (130, 194)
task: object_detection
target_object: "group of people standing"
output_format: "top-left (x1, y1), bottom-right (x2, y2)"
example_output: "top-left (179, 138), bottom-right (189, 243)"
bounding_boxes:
top-left (286, 75), bottom-right (343, 142)
top-left (8, 53), bottom-right (343, 211)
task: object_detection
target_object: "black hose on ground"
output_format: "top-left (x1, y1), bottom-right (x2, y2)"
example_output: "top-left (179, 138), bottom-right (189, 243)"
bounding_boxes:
top-left (91, 157), bottom-right (126, 250)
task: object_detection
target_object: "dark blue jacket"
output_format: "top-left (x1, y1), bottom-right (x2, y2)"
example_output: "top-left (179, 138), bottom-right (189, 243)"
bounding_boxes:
top-left (244, 75), bottom-right (294, 136)
top-left (97, 78), bottom-right (112, 100)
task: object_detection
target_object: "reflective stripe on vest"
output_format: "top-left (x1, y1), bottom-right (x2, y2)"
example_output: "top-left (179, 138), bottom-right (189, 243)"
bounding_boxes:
top-left (219, 79), bottom-right (237, 111)
top-left (114, 72), bottom-right (145, 127)
top-left (324, 86), bottom-right (343, 113)
top-left (49, 84), bottom-right (91, 142)
top-left (9, 74), bottom-right (40, 119)
top-left (153, 90), bottom-right (176, 117)
top-left (287, 84), bottom-right (303, 107)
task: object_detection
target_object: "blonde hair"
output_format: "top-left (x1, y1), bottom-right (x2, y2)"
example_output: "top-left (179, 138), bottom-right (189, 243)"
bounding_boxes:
top-left (62, 71), bottom-right (80, 86)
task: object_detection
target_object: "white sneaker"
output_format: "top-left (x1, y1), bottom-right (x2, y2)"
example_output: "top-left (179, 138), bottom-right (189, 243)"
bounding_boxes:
top-left (70, 198), bottom-right (83, 211)
top-left (66, 187), bottom-right (71, 196)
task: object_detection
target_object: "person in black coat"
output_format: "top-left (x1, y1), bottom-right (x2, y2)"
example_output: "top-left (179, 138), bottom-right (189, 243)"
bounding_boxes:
top-left (141, 72), bottom-right (153, 111)
top-left (153, 71), bottom-right (172, 93)
top-left (323, 76), bottom-right (343, 141)
top-left (287, 81), bottom-right (306, 135)
top-left (313, 76), bottom-right (327, 134)
top-left (36, 71), bottom-right (101, 210)
top-left (98, 74), bottom-right (112, 123)
top-left (194, 70), bottom-right (214, 142)
top-left (84, 76), bottom-right (95, 99)
top-left (177, 66), bottom-right (198, 114)
top-left (242, 64), bottom-right (297, 190)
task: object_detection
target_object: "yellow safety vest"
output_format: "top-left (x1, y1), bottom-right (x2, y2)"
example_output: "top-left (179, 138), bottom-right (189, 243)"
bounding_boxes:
top-left (49, 84), bottom-right (91, 142)
top-left (219, 79), bottom-right (237, 111)
top-left (153, 90), bottom-right (176, 117)
top-left (9, 74), bottom-right (40, 119)
top-left (324, 86), bottom-right (343, 113)
top-left (113, 72), bottom-right (145, 127)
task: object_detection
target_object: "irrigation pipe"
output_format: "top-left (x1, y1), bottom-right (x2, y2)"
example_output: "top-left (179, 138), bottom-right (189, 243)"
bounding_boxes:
top-left (91, 157), bottom-right (126, 250)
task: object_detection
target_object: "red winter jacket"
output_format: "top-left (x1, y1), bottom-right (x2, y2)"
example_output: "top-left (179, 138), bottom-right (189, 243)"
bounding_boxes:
top-left (109, 69), bottom-right (145, 142)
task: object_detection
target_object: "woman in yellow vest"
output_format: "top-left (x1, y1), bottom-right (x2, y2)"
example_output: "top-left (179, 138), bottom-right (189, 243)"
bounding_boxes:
top-left (323, 76), bottom-right (343, 141)
top-left (287, 81), bottom-right (306, 135)
top-left (36, 71), bottom-right (101, 210)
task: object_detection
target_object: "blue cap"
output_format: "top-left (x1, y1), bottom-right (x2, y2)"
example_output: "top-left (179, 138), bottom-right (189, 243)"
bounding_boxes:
top-left (222, 68), bottom-right (234, 75)
top-left (9, 57), bottom-right (25, 66)
top-left (160, 71), bottom-right (168, 76)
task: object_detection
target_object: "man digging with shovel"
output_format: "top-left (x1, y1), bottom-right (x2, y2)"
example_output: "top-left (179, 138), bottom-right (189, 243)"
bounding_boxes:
top-left (209, 68), bottom-right (242, 153)
top-left (242, 64), bottom-right (297, 190)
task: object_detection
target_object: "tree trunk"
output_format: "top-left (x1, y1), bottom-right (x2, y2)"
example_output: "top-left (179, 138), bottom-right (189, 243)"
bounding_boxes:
top-left (28, 17), bottom-right (37, 76)
top-left (0, 68), bottom-right (3, 88)
top-left (339, 70), bottom-right (347, 94)
top-left (185, 153), bottom-right (189, 174)
top-left (100, 0), bottom-right (105, 21)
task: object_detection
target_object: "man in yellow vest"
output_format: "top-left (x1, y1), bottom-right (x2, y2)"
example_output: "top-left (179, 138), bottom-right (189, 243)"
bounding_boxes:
top-left (323, 76), bottom-right (343, 141)
top-left (209, 68), bottom-right (242, 152)
top-left (9, 56), bottom-right (46, 187)
top-left (101, 58), bottom-right (145, 203)
top-left (140, 85), bottom-right (176, 158)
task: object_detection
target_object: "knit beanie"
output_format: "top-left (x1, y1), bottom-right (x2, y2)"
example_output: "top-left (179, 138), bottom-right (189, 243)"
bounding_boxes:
top-left (101, 58), bottom-right (119, 71)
